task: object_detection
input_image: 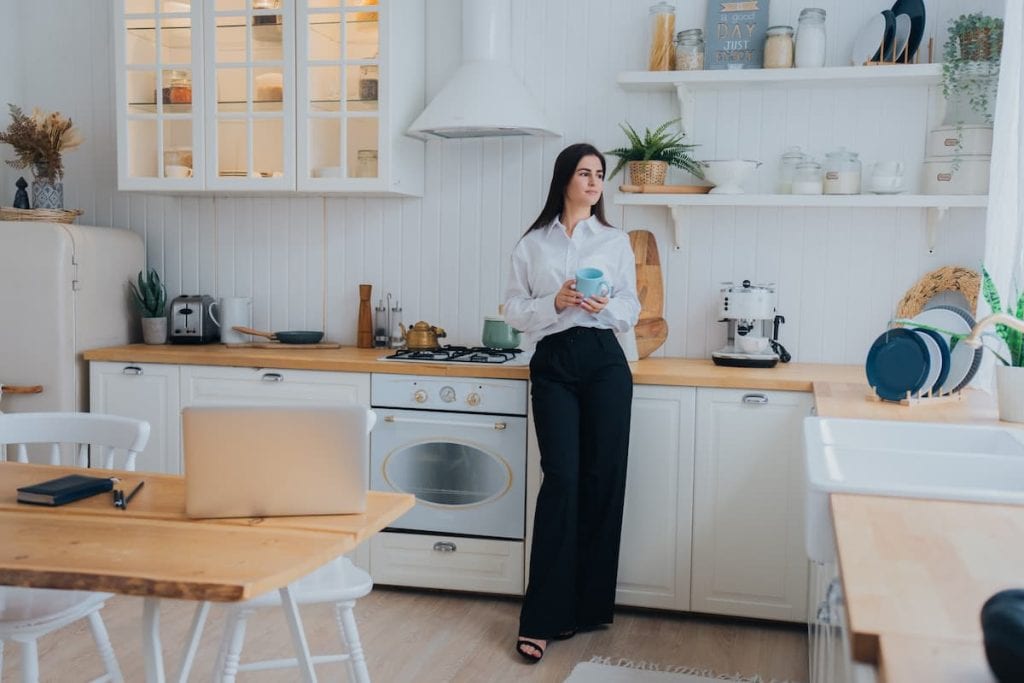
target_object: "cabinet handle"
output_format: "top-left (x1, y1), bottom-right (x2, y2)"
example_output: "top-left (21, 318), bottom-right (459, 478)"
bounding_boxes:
top-left (432, 541), bottom-right (457, 553)
top-left (742, 393), bottom-right (768, 404)
top-left (122, 366), bottom-right (143, 376)
top-left (261, 373), bottom-right (284, 382)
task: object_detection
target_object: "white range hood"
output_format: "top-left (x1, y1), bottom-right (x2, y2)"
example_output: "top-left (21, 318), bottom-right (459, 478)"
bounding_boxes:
top-left (407, 0), bottom-right (559, 140)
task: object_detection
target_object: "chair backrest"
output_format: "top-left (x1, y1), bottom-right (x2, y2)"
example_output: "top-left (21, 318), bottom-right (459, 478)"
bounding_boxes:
top-left (0, 412), bottom-right (151, 471)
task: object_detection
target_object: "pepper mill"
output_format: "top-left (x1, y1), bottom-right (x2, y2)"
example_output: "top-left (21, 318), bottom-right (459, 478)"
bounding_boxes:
top-left (357, 284), bottom-right (373, 348)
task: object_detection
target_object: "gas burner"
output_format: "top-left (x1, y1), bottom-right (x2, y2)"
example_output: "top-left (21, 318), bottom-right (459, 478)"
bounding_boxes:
top-left (384, 346), bottom-right (524, 364)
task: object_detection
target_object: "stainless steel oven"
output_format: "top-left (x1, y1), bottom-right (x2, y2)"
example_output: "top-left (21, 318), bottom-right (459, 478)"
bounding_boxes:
top-left (369, 373), bottom-right (528, 540)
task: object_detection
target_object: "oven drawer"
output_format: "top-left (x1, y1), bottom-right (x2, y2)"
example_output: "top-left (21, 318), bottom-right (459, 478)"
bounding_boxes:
top-left (369, 532), bottom-right (524, 595)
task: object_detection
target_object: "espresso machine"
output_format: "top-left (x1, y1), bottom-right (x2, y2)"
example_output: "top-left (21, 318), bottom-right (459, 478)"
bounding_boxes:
top-left (711, 280), bottom-right (791, 368)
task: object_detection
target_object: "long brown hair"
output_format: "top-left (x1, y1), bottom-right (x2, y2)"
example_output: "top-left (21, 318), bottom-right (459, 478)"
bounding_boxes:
top-left (524, 143), bottom-right (612, 234)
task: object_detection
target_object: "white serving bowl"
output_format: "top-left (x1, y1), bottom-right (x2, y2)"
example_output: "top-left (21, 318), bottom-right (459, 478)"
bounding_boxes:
top-left (701, 160), bottom-right (761, 194)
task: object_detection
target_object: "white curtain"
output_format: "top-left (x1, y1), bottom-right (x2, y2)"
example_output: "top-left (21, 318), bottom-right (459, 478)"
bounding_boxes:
top-left (977, 0), bottom-right (1024, 389)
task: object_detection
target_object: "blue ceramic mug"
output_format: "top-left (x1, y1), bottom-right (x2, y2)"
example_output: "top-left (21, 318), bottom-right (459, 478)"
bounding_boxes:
top-left (575, 267), bottom-right (611, 298)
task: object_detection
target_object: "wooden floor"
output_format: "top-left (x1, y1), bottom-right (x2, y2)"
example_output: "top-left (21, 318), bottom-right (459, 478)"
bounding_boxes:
top-left (2, 588), bottom-right (808, 683)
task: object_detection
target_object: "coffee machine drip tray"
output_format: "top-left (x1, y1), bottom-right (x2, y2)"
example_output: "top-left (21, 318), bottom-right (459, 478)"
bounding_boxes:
top-left (712, 346), bottom-right (780, 368)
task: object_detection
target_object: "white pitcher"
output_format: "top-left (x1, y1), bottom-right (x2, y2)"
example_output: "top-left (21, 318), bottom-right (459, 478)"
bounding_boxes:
top-left (211, 297), bottom-right (253, 345)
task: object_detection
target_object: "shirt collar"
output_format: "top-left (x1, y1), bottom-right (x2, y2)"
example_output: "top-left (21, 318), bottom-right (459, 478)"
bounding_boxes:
top-left (551, 214), bottom-right (602, 236)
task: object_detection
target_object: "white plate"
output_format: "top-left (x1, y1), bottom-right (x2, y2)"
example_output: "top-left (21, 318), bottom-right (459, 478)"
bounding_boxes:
top-left (891, 14), bottom-right (913, 62)
top-left (910, 306), bottom-right (979, 394)
top-left (851, 13), bottom-right (887, 65)
top-left (912, 328), bottom-right (942, 395)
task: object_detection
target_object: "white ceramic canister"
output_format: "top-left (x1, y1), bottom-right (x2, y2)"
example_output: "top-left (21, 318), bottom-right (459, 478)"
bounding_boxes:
top-left (926, 125), bottom-right (994, 158)
top-left (214, 297), bottom-right (254, 344)
top-left (920, 156), bottom-right (991, 195)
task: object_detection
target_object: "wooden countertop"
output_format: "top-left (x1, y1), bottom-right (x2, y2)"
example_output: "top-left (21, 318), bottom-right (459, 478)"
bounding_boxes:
top-left (83, 344), bottom-right (865, 391)
top-left (832, 494), bottom-right (1020, 683)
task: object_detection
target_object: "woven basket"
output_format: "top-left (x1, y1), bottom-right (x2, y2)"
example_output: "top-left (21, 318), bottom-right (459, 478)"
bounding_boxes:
top-left (895, 265), bottom-right (980, 320)
top-left (0, 207), bottom-right (83, 224)
top-left (628, 161), bottom-right (668, 186)
top-left (959, 27), bottom-right (1002, 62)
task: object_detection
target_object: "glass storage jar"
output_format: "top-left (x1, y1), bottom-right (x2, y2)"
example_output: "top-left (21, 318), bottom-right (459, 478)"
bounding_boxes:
top-left (764, 25), bottom-right (794, 68)
top-left (777, 147), bottom-right (806, 194)
top-left (795, 8), bottom-right (827, 68)
top-left (823, 148), bottom-right (862, 194)
top-left (648, 2), bottom-right (676, 71)
top-left (356, 150), bottom-right (378, 178)
top-left (792, 160), bottom-right (823, 195)
top-left (675, 28), bottom-right (704, 71)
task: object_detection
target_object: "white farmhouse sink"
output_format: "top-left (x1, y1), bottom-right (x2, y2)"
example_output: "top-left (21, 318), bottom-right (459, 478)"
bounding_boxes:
top-left (804, 417), bottom-right (1024, 562)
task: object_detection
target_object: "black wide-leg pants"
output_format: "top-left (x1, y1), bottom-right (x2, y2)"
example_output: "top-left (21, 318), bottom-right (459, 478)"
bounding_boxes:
top-left (519, 326), bottom-right (633, 639)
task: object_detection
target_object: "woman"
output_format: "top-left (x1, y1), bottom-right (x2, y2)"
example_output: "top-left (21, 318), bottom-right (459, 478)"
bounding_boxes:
top-left (503, 143), bottom-right (640, 663)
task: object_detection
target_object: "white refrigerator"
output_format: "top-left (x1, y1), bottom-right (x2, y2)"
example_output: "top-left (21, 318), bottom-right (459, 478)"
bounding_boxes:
top-left (0, 221), bottom-right (145, 417)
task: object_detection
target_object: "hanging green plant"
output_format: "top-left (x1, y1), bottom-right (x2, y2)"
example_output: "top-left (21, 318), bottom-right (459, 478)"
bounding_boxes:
top-left (941, 13), bottom-right (1003, 125)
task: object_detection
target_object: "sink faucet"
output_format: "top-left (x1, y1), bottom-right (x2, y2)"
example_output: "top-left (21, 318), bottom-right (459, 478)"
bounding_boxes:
top-left (962, 313), bottom-right (1024, 348)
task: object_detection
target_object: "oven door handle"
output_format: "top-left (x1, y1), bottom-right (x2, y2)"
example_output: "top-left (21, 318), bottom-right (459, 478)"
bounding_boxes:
top-left (382, 415), bottom-right (507, 431)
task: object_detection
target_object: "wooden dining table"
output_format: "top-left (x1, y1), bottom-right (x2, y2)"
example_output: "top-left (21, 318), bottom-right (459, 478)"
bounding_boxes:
top-left (0, 462), bottom-right (414, 683)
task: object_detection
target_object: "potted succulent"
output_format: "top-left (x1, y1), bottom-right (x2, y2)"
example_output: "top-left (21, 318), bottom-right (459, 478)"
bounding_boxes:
top-left (941, 13), bottom-right (1003, 127)
top-left (130, 268), bottom-right (168, 344)
top-left (605, 118), bottom-right (703, 186)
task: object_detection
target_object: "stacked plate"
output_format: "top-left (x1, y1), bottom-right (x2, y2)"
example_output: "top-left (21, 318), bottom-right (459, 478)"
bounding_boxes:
top-left (866, 303), bottom-right (983, 401)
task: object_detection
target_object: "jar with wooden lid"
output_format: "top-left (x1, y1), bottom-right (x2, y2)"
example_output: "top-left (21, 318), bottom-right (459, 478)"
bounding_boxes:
top-left (675, 28), bottom-right (704, 71)
top-left (648, 2), bottom-right (676, 71)
top-left (763, 25), bottom-right (794, 68)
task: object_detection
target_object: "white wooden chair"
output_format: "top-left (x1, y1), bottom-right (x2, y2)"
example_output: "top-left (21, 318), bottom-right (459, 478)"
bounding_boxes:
top-left (195, 407), bottom-right (378, 683)
top-left (0, 411), bottom-right (150, 683)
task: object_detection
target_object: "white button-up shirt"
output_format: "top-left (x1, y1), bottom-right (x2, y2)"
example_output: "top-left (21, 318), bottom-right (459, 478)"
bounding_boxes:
top-left (503, 215), bottom-right (640, 351)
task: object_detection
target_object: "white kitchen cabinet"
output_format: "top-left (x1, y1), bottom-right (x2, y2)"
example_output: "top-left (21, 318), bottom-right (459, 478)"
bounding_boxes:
top-left (179, 364), bottom-right (368, 407)
top-left (615, 384), bottom-right (696, 610)
top-left (89, 361), bottom-right (182, 474)
top-left (691, 387), bottom-right (814, 622)
top-left (114, 0), bottom-right (424, 195)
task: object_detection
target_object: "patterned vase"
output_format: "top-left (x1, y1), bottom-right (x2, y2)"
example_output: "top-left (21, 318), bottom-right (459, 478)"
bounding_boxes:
top-left (31, 177), bottom-right (64, 209)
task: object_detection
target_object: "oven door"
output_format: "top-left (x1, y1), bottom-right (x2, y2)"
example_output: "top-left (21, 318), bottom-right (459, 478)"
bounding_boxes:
top-left (370, 408), bottom-right (526, 539)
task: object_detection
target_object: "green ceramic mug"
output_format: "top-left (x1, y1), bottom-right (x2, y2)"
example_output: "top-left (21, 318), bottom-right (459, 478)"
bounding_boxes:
top-left (482, 317), bottom-right (522, 349)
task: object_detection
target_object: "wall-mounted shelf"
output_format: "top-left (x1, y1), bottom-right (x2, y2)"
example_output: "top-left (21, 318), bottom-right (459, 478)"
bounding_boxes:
top-left (612, 193), bottom-right (988, 253)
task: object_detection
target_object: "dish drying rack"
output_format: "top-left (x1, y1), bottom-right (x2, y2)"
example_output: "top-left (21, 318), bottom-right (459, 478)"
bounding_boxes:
top-left (861, 36), bottom-right (932, 66)
top-left (867, 386), bottom-right (963, 406)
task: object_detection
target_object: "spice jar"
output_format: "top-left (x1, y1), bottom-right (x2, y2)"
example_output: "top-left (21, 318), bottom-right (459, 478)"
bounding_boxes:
top-left (823, 148), bottom-right (862, 195)
top-left (674, 28), bottom-right (704, 71)
top-left (777, 146), bottom-right (806, 194)
top-left (792, 160), bottom-right (823, 195)
top-left (764, 26), bottom-right (794, 68)
top-left (648, 2), bottom-right (676, 71)
top-left (795, 8), bottom-right (827, 68)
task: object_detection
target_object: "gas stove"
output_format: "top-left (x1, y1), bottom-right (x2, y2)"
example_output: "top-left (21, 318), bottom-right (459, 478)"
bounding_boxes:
top-left (382, 346), bottom-right (525, 364)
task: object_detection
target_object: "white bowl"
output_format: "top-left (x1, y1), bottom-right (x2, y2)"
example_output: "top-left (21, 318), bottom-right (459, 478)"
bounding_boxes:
top-left (701, 160), bottom-right (761, 194)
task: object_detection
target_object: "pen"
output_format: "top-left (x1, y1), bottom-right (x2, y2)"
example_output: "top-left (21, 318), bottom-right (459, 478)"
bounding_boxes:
top-left (115, 481), bottom-right (145, 510)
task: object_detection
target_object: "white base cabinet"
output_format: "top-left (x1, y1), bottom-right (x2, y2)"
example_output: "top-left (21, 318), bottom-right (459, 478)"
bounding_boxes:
top-left (615, 385), bottom-right (696, 610)
top-left (89, 362), bottom-right (181, 475)
top-left (691, 387), bottom-right (814, 622)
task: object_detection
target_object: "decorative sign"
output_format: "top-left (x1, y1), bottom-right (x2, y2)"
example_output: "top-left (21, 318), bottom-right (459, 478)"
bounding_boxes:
top-left (705, 0), bottom-right (770, 69)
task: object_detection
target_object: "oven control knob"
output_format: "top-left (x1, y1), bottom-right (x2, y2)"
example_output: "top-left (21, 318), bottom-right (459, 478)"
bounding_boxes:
top-left (466, 392), bottom-right (481, 407)
top-left (413, 389), bottom-right (428, 403)
top-left (439, 386), bottom-right (456, 403)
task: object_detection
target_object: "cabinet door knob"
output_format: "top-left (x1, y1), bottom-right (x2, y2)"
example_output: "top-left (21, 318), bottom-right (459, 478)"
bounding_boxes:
top-left (742, 393), bottom-right (768, 404)
top-left (122, 366), bottom-right (143, 376)
top-left (432, 541), bottom-right (457, 553)
top-left (261, 373), bottom-right (284, 382)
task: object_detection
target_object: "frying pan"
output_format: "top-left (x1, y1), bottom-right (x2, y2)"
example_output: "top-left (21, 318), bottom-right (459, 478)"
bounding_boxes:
top-left (233, 326), bottom-right (324, 344)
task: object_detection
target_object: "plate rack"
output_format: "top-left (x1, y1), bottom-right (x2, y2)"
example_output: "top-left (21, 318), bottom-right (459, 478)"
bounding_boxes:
top-left (867, 386), bottom-right (963, 406)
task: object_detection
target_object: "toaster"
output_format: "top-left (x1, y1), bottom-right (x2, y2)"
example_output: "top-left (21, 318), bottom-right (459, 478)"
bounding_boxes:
top-left (169, 295), bottom-right (220, 343)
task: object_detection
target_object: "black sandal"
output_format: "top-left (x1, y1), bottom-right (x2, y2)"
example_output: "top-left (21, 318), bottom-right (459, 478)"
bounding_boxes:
top-left (552, 629), bottom-right (576, 640)
top-left (515, 638), bottom-right (546, 663)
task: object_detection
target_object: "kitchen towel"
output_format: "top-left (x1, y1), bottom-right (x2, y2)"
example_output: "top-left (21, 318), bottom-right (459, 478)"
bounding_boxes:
top-left (564, 657), bottom-right (797, 683)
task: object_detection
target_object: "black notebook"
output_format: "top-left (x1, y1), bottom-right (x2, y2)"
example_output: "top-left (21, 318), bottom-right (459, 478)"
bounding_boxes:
top-left (16, 474), bottom-right (115, 506)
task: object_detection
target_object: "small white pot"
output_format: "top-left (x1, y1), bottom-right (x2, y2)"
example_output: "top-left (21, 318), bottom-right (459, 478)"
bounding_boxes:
top-left (996, 364), bottom-right (1024, 423)
top-left (141, 317), bottom-right (167, 345)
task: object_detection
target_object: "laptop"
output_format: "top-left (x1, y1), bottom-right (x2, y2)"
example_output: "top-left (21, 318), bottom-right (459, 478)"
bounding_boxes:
top-left (182, 405), bottom-right (372, 518)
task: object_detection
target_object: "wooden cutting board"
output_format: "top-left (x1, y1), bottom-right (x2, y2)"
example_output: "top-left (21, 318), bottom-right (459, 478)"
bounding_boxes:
top-left (619, 184), bottom-right (712, 194)
top-left (629, 229), bottom-right (668, 358)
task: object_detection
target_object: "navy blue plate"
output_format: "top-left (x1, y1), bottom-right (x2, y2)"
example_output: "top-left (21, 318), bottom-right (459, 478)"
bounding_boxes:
top-left (875, 10), bottom-right (896, 62)
top-left (866, 328), bottom-right (931, 401)
top-left (914, 327), bottom-right (951, 394)
top-left (891, 0), bottom-right (925, 64)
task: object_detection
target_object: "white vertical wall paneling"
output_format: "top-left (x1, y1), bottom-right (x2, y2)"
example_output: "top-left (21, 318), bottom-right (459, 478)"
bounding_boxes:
top-left (7, 0), bottom-right (1001, 365)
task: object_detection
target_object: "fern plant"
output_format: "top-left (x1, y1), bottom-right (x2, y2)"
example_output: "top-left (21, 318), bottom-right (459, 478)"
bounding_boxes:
top-left (605, 118), bottom-right (703, 180)
top-left (129, 268), bottom-right (167, 318)
top-left (980, 266), bottom-right (1024, 367)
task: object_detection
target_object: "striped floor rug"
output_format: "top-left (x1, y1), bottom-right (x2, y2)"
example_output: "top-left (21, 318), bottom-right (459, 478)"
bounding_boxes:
top-left (564, 657), bottom-right (797, 683)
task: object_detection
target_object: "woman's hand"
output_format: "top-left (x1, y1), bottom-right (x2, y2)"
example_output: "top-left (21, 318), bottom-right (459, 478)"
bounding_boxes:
top-left (554, 279), bottom-right (583, 312)
top-left (580, 295), bottom-right (609, 314)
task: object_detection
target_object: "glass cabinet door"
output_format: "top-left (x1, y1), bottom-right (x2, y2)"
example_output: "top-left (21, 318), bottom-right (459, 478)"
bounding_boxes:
top-left (118, 0), bottom-right (204, 189)
top-left (298, 0), bottom-right (381, 188)
top-left (204, 0), bottom-right (295, 189)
